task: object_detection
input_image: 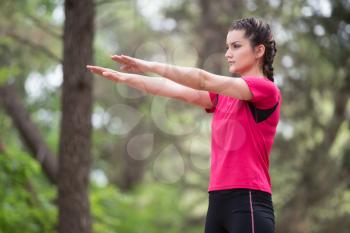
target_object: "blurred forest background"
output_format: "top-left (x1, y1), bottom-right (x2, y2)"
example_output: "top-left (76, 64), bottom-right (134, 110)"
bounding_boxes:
top-left (0, 0), bottom-right (349, 233)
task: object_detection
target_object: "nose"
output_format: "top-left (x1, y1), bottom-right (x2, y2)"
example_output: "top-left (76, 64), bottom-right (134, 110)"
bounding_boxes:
top-left (225, 49), bottom-right (232, 59)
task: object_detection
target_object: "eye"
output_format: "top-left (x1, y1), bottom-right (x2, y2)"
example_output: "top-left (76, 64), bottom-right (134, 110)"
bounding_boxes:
top-left (233, 45), bottom-right (241, 48)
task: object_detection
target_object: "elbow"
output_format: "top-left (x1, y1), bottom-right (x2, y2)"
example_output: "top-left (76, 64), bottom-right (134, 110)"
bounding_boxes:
top-left (241, 91), bottom-right (253, 101)
top-left (197, 68), bottom-right (210, 91)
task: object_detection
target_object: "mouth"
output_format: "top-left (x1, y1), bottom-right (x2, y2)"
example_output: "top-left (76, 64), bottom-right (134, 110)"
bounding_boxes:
top-left (228, 61), bottom-right (235, 65)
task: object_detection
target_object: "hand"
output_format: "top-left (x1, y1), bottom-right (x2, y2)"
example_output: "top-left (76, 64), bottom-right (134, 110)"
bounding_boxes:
top-left (86, 65), bottom-right (128, 82)
top-left (111, 54), bottom-right (153, 73)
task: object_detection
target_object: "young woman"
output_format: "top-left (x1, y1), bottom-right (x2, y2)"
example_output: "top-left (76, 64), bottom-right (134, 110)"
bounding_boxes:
top-left (87, 17), bottom-right (280, 233)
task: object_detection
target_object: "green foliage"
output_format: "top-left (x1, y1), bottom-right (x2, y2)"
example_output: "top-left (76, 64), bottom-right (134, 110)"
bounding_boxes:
top-left (91, 182), bottom-right (202, 233)
top-left (0, 146), bottom-right (57, 233)
top-left (0, 67), bottom-right (19, 86)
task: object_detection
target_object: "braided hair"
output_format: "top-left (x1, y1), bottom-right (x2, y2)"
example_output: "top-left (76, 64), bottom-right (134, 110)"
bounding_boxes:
top-left (229, 17), bottom-right (277, 82)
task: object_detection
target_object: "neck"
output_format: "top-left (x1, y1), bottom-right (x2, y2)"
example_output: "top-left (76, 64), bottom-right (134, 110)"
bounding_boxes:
top-left (240, 64), bottom-right (265, 78)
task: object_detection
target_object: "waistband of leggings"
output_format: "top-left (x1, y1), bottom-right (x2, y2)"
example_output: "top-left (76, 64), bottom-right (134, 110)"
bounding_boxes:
top-left (208, 188), bottom-right (271, 197)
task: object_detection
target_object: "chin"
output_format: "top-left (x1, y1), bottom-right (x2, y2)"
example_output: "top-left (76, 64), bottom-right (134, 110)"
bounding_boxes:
top-left (229, 67), bottom-right (240, 76)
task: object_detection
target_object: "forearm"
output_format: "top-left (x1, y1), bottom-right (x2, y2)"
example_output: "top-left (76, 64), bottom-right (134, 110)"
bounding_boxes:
top-left (122, 73), bottom-right (193, 100)
top-left (150, 62), bottom-right (207, 90)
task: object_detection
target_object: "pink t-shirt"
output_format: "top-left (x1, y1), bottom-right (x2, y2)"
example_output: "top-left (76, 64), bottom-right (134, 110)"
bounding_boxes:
top-left (204, 76), bottom-right (282, 194)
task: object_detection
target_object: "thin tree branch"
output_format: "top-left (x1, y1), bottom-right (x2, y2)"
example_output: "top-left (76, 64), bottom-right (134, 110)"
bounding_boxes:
top-left (25, 13), bottom-right (63, 39)
top-left (0, 83), bottom-right (58, 184)
top-left (3, 30), bottom-right (62, 63)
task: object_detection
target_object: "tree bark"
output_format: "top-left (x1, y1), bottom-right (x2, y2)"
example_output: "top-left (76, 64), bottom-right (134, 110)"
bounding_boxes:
top-left (58, 0), bottom-right (94, 232)
top-left (196, 0), bottom-right (244, 74)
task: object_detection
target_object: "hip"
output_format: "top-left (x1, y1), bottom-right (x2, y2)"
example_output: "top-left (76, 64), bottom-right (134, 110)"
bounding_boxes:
top-left (207, 188), bottom-right (275, 221)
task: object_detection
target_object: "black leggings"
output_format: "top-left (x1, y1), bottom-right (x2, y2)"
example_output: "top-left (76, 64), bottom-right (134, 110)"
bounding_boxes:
top-left (204, 188), bottom-right (275, 233)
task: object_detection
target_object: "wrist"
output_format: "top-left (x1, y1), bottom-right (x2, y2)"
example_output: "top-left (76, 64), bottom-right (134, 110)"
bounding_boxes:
top-left (148, 61), bottom-right (159, 73)
top-left (150, 61), bottom-right (169, 76)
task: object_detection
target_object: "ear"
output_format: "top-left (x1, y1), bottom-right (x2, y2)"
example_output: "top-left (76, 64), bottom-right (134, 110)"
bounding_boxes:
top-left (254, 44), bottom-right (265, 59)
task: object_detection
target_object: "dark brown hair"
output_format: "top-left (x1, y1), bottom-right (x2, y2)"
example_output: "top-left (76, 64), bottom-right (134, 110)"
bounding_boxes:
top-left (229, 17), bottom-right (277, 82)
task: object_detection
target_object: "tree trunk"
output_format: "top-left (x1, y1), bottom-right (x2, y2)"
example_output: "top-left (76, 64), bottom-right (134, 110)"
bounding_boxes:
top-left (58, 0), bottom-right (94, 232)
top-left (196, 0), bottom-right (244, 74)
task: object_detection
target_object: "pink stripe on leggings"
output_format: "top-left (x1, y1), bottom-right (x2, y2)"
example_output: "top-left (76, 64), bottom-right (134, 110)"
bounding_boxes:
top-left (249, 191), bottom-right (255, 233)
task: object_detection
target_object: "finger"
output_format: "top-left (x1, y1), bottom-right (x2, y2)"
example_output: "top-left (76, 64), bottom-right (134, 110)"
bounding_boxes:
top-left (87, 68), bottom-right (104, 75)
top-left (111, 54), bottom-right (135, 64)
top-left (86, 65), bottom-right (106, 73)
top-left (110, 55), bottom-right (129, 65)
top-left (101, 71), bottom-right (117, 81)
top-left (87, 65), bottom-right (112, 70)
top-left (86, 65), bottom-right (106, 70)
top-left (112, 55), bottom-right (136, 66)
top-left (102, 71), bottom-right (126, 82)
top-left (87, 65), bottom-right (115, 75)
top-left (120, 55), bottom-right (136, 63)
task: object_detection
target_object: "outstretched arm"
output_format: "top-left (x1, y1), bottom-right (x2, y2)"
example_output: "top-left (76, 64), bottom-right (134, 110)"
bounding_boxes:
top-left (86, 65), bottom-right (213, 109)
top-left (111, 55), bottom-right (253, 101)
top-left (152, 62), bottom-right (252, 100)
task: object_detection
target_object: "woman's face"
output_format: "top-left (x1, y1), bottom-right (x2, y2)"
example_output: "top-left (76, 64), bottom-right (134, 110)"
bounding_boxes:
top-left (225, 30), bottom-right (264, 75)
